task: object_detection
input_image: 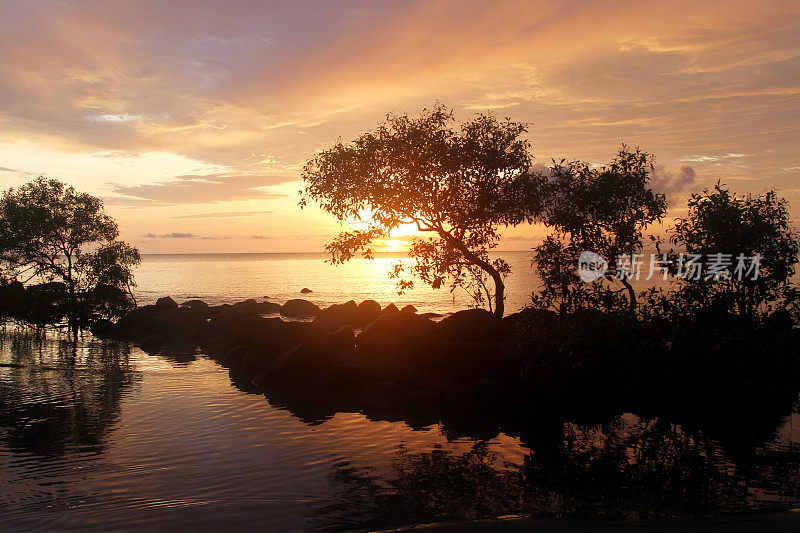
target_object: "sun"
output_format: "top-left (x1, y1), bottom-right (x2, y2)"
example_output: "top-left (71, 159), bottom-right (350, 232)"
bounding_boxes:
top-left (377, 239), bottom-right (407, 253)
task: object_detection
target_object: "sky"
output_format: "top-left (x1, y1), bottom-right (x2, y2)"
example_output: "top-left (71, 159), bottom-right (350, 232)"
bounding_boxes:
top-left (0, 0), bottom-right (798, 253)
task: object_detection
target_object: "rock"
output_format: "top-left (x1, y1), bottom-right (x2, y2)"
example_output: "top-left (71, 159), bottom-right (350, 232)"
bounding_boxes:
top-left (253, 340), bottom-right (341, 386)
top-left (356, 311), bottom-right (435, 343)
top-left (152, 307), bottom-right (206, 341)
top-left (355, 299), bottom-right (381, 325)
top-left (114, 306), bottom-right (159, 342)
top-left (423, 341), bottom-right (514, 384)
top-left (257, 301), bottom-right (282, 314)
top-left (300, 287), bottom-right (313, 293)
top-left (400, 304), bottom-right (417, 313)
top-left (328, 325), bottom-right (356, 349)
top-left (89, 318), bottom-right (116, 338)
top-left (280, 299), bottom-right (320, 318)
top-left (209, 304), bottom-right (232, 316)
top-left (355, 331), bottom-right (401, 358)
top-left (380, 303), bottom-right (400, 315)
top-left (0, 281), bottom-right (26, 319)
top-left (334, 351), bottom-right (411, 390)
top-left (180, 299), bottom-right (211, 318)
top-left (136, 334), bottom-right (166, 354)
top-left (155, 296), bottom-right (178, 310)
top-left (444, 379), bottom-right (510, 412)
top-left (361, 380), bottom-right (405, 409)
top-left (203, 313), bottom-right (327, 352)
top-left (434, 309), bottom-right (512, 343)
top-left (503, 307), bottom-right (556, 328)
top-left (313, 300), bottom-right (358, 331)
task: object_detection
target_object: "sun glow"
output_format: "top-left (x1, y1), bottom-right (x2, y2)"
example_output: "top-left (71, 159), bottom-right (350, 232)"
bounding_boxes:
top-left (377, 239), bottom-right (407, 253)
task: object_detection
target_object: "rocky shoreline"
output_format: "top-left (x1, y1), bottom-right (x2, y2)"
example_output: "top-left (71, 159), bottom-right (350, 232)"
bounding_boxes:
top-left (92, 296), bottom-right (536, 431)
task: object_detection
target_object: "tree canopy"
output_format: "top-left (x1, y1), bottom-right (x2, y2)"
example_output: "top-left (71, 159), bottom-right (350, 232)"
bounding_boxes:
top-left (531, 147), bottom-right (668, 313)
top-left (659, 183), bottom-right (800, 320)
top-left (301, 104), bottom-right (541, 316)
top-left (0, 176), bottom-right (141, 329)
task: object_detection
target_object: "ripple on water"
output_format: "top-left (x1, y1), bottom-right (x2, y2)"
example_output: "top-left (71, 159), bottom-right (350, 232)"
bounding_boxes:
top-left (2, 329), bottom-right (800, 531)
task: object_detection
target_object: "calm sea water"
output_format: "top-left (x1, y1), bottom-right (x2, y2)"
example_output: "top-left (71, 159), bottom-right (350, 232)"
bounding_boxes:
top-left (131, 251), bottom-right (540, 314)
top-left (2, 254), bottom-right (800, 531)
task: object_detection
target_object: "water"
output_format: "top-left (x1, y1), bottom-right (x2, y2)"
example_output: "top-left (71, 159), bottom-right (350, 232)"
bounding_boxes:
top-left (131, 251), bottom-right (540, 314)
top-left (2, 254), bottom-right (800, 530)
top-left (2, 328), bottom-right (800, 531)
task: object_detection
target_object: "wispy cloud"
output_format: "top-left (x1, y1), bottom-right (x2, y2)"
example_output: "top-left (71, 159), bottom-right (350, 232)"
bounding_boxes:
top-left (111, 173), bottom-right (288, 205)
top-left (142, 232), bottom-right (230, 240)
top-left (172, 210), bottom-right (272, 219)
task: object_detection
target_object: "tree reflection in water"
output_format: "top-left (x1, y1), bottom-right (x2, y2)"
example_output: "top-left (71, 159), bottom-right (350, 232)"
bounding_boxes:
top-left (313, 412), bottom-right (800, 531)
top-left (0, 328), bottom-right (138, 457)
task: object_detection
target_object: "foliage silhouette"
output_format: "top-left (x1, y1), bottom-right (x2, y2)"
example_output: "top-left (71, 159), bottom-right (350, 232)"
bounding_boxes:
top-left (531, 146), bottom-right (667, 314)
top-left (301, 103), bottom-right (541, 316)
top-left (643, 183), bottom-right (800, 322)
top-left (0, 176), bottom-right (140, 329)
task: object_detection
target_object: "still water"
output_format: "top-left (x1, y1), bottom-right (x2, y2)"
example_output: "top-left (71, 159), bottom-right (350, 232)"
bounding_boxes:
top-left (2, 253), bottom-right (800, 531)
top-left (3, 330), bottom-right (800, 531)
top-left (130, 251), bottom-right (540, 314)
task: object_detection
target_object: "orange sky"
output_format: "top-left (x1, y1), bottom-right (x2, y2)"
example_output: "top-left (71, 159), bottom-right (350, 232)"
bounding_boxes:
top-left (0, 0), bottom-right (798, 253)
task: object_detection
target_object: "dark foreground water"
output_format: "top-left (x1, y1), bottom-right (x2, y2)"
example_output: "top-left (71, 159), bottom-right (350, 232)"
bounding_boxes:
top-left (2, 328), bottom-right (800, 531)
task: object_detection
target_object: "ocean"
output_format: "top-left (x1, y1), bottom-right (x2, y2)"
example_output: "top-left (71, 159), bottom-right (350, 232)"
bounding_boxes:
top-left (132, 251), bottom-right (541, 314)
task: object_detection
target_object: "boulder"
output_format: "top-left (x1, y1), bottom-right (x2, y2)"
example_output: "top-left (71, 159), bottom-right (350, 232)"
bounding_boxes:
top-left (89, 318), bottom-right (116, 338)
top-left (114, 306), bottom-right (159, 342)
top-left (361, 380), bottom-right (406, 409)
top-left (400, 304), bottom-right (417, 313)
top-left (257, 301), bottom-right (282, 314)
top-left (155, 296), bottom-right (178, 311)
top-left (355, 299), bottom-right (381, 325)
top-left (423, 341), bottom-right (514, 384)
top-left (203, 313), bottom-right (327, 352)
top-left (444, 379), bottom-right (510, 412)
top-left (356, 311), bottom-right (435, 343)
top-left (300, 287), bottom-right (313, 293)
top-left (0, 281), bottom-right (26, 319)
top-left (180, 299), bottom-right (211, 318)
top-left (336, 350), bottom-right (412, 389)
top-left (380, 303), bottom-right (400, 315)
top-left (280, 299), bottom-right (320, 318)
top-left (328, 325), bottom-right (356, 349)
top-left (253, 340), bottom-right (341, 386)
top-left (151, 307), bottom-right (206, 342)
top-left (313, 300), bottom-right (358, 331)
top-left (434, 309), bottom-right (512, 343)
top-left (355, 331), bottom-right (401, 358)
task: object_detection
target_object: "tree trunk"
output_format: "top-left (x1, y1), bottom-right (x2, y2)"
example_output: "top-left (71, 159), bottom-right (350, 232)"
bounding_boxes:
top-left (438, 232), bottom-right (505, 317)
top-left (492, 273), bottom-right (505, 318)
top-left (620, 277), bottom-right (636, 314)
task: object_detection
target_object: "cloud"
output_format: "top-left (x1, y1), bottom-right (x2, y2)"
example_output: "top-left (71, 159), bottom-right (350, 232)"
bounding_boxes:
top-left (142, 232), bottom-right (230, 240)
top-left (172, 210), bottom-right (272, 219)
top-left (250, 235), bottom-right (274, 240)
top-left (652, 165), bottom-right (696, 205)
top-left (0, 166), bottom-right (18, 173)
top-left (111, 172), bottom-right (289, 205)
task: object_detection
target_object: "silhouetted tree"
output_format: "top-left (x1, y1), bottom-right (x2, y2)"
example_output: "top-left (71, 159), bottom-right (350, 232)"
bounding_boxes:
top-left (301, 104), bottom-right (540, 316)
top-left (0, 176), bottom-right (141, 329)
top-left (654, 183), bottom-right (800, 321)
top-left (531, 146), bottom-right (667, 313)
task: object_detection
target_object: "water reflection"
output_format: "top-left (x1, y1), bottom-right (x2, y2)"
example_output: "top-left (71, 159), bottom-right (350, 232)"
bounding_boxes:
top-left (0, 328), bottom-right (138, 457)
top-left (313, 413), bottom-right (800, 530)
top-left (2, 332), bottom-right (800, 531)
